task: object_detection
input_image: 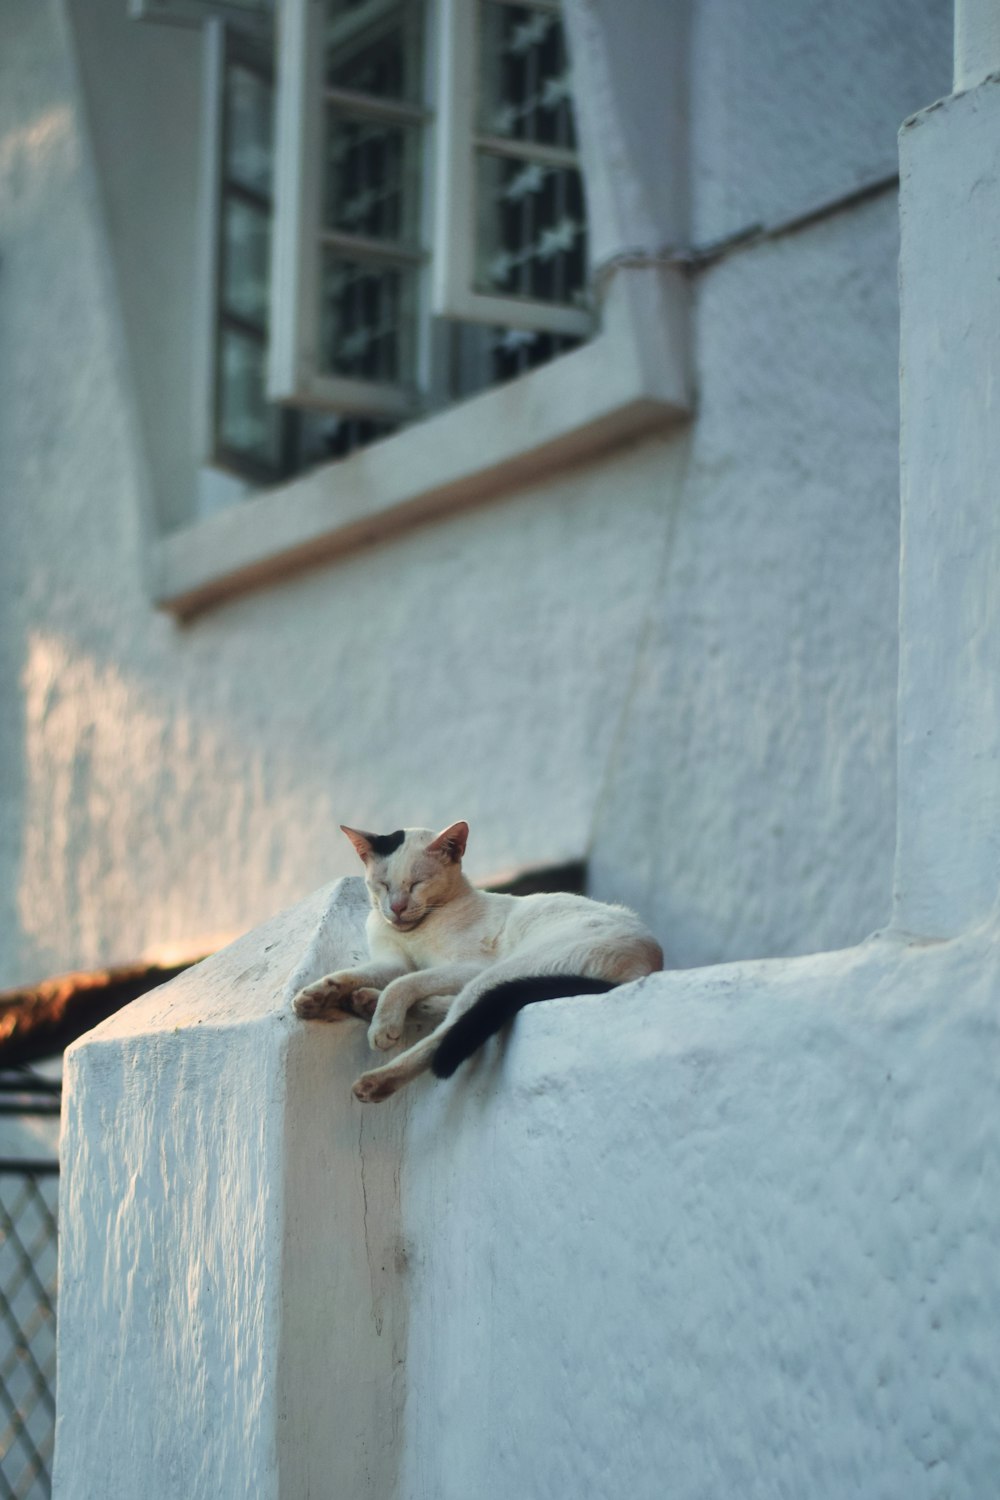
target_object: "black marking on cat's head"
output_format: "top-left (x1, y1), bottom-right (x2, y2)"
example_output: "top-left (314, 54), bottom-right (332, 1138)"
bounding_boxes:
top-left (340, 825), bottom-right (407, 864)
top-left (367, 829), bottom-right (406, 859)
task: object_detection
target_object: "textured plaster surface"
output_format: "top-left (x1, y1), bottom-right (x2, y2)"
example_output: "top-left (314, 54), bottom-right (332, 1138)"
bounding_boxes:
top-left (589, 193), bottom-right (901, 965)
top-left (0, 0), bottom-right (940, 985)
top-left (64, 0), bottom-right (202, 536)
top-left (399, 918), bottom-right (1000, 1500)
top-left (563, 0), bottom-right (690, 266)
top-left (53, 897), bottom-right (303, 1500)
top-left (55, 879), bottom-right (410, 1500)
top-left (55, 877), bottom-right (1000, 1499)
top-left (894, 80), bottom-right (1000, 938)
top-left (689, 0), bottom-right (952, 243)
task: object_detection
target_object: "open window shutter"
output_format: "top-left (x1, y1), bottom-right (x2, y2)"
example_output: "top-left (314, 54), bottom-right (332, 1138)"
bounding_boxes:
top-left (196, 18), bottom-right (308, 481)
top-left (431, 0), bottom-right (592, 337)
top-left (267, 0), bottom-right (424, 418)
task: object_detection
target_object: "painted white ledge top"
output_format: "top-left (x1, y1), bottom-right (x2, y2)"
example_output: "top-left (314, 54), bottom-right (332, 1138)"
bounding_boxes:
top-left (66, 877), bottom-right (371, 1047)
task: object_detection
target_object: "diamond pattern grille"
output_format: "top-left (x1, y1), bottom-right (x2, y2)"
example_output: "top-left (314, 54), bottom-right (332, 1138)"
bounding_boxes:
top-left (0, 1171), bottom-right (58, 1500)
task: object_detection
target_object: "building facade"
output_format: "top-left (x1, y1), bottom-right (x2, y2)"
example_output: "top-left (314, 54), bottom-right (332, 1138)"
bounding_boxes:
top-left (11, 3), bottom-right (1000, 1499)
top-left (0, 0), bottom-right (952, 991)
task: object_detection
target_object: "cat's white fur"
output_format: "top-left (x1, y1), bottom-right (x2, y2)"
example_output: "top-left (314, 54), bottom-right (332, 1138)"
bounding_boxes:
top-left (292, 820), bottom-right (663, 1102)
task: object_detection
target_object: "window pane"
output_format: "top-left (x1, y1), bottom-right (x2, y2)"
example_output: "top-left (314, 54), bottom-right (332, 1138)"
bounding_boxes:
top-left (222, 196), bottom-right (271, 326)
top-left (326, 3), bottom-right (423, 102)
top-left (218, 328), bottom-right (285, 468)
top-left (478, 1), bottom-right (575, 149)
top-left (490, 325), bottom-right (578, 384)
top-left (324, 113), bottom-right (420, 240)
top-left (317, 1), bottom-right (424, 399)
top-left (320, 253), bottom-right (416, 382)
top-left (328, 0), bottom-right (376, 19)
top-left (474, 150), bottom-right (586, 305)
top-left (295, 408), bottom-right (398, 466)
top-left (225, 62), bottom-right (273, 197)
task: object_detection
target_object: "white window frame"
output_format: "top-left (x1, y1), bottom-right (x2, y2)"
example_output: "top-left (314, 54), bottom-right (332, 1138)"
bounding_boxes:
top-left (196, 17), bottom-right (296, 483)
top-left (270, 0), bottom-right (591, 414)
top-left (431, 0), bottom-right (591, 336)
top-left (268, 0), bottom-right (424, 417)
top-left (149, 0), bottom-right (692, 614)
top-left (129, 0), bottom-right (272, 30)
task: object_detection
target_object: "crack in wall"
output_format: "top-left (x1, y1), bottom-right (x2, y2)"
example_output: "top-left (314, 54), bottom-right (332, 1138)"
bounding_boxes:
top-left (358, 1111), bottom-right (383, 1336)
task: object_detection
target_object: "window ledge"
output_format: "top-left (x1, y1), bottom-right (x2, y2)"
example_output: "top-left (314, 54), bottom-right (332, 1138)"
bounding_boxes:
top-left (151, 266), bottom-right (691, 617)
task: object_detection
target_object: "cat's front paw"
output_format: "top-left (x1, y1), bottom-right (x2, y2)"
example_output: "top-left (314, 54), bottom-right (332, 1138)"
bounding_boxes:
top-left (352, 987), bottom-right (380, 1021)
top-left (352, 1068), bottom-right (402, 1103)
top-left (368, 1014), bottom-right (404, 1052)
top-left (293, 975), bottom-right (356, 1021)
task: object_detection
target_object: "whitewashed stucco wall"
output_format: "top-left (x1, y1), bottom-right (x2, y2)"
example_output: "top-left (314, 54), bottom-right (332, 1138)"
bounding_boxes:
top-left (590, 192), bottom-right (905, 962)
top-left (689, 0), bottom-right (951, 241)
top-left (54, 899), bottom-right (1000, 1500)
top-left (398, 926), bottom-right (1000, 1500)
top-left (49, 13), bottom-right (1000, 1500)
top-left (0, 0), bottom-right (951, 988)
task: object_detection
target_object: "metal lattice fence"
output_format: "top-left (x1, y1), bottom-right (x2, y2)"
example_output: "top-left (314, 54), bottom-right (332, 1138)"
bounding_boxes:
top-left (0, 1064), bottom-right (60, 1500)
top-left (0, 1169), bottom-right (58, 1500)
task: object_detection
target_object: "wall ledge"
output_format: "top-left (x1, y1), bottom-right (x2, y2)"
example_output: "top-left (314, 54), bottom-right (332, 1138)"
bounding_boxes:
top-left (53, 871), bottom-right (1000, 1499)
top-left (150, 266), bottom-right (690, 618)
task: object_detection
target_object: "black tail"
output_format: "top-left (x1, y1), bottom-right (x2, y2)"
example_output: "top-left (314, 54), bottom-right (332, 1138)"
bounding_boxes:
top-left (431, 974), bottom-right (615, 1080)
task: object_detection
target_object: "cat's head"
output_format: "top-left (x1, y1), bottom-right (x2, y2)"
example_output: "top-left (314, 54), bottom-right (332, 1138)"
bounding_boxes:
top-left (341, 821), bottom-right (469, 931)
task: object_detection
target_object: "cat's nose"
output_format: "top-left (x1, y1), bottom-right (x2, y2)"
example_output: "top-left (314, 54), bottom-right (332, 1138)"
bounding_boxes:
top-left (390, 895), bottom-right (408, 917)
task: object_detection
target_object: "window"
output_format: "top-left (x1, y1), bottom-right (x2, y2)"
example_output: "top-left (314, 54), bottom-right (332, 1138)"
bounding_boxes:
top-left (136, 0), bottom-right (690, 612)
top-left (146, 0), bottom-right (594, 485)
top-left (197, 17), bottom-right (392, 484)
top-left (431, 0), bottom-right (590, 336)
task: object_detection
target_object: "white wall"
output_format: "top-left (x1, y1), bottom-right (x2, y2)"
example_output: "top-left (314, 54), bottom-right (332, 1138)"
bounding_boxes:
top-left (50, 12), bottom-right (1000, 1500)
top-left (0, 0), bottom-right (952, 989)
top-left (65, 0), bottom-right (203, 537)
top-left (690, 0), bottom-right (952, 242)
top-left (590, 193), bottom-right (905, 962)
top-left (398, 930), bottom-right (1000, 1500)
top-left (54, 897), bottom-right (1000, 1500)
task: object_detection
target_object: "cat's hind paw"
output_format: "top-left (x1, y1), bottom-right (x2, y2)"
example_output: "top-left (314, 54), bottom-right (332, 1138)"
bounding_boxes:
top-left (352, 1068), bottom-right (402, 1103)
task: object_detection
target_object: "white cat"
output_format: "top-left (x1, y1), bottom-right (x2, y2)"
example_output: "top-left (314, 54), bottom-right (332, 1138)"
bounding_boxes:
top-left (293, 821), bottom-right (663, 1103)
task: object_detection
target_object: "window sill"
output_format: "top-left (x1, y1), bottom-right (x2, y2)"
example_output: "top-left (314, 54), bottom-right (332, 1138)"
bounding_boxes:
top-left (151, 266), bottom-right (691, 617)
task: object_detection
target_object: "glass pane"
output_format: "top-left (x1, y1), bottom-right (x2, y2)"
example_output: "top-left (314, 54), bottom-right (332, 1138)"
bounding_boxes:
top-left (295, 408), bottom-right (397, 466)
top-left (225, 62), bottom-right (273, 197)
top-left (328, 0), bottom-right (377, 18)
top-left (479, 1), bottom-right (575, 149)
top-left (324, 112), bottom-right (420, 240)
top-left (474, 150), bottom-right (586, 305)
top-left (319, 253), bottom-right (416, 383)
top-left (222, 196), bottom-right (270, 326)
top-left (490, 325), bottom-right (578, 384)
top-left (326, 2), bottom-right (423, 103)
top-left (218, 328), bottom-right (285, 468)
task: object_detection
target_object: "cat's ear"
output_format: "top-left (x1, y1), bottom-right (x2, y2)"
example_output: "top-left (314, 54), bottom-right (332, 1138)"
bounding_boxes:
top-left (340, 825), bottom-right (375, 863)
top-left (427, 820), bottom-right (469, 862)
